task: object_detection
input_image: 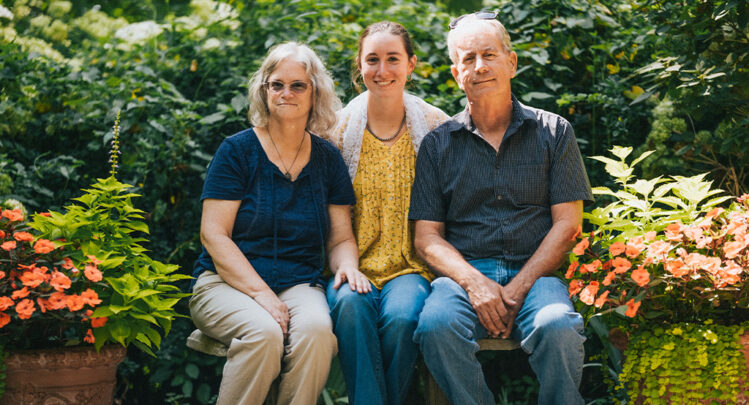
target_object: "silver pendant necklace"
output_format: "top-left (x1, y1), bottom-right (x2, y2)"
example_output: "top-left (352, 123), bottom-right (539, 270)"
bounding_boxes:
top-left (269, 130), bottom-right (306, 180)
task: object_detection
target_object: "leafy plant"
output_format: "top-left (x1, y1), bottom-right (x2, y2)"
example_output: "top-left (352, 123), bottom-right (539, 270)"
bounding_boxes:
top-left (565, 146), bottom-right (748, 326)
top-left (618, 321), bottom-right (749, 404)
top-left (26, 176), bottom-right (191, 354)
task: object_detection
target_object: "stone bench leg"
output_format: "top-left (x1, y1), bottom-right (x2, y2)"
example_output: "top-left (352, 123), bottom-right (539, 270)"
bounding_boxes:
top-left (186, 329), bottom-right (279, 405)
top-left (423, 338), bottom-right (521, 405)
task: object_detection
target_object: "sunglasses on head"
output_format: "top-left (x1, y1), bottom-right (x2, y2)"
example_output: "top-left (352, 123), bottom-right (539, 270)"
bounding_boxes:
top-left (448, 10), bottom-right (498, 30)
top-left (265, 80), bottom-right (310, 94)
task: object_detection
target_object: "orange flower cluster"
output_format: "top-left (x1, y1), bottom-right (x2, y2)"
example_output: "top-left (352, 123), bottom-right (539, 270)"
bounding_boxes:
top-left (0, 209), bottom-right (109, 345)
top-left (566, 198), bottom-right (749, 322)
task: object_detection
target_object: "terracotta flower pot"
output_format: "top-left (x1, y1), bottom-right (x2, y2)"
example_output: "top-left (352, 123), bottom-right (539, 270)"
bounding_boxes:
top-left (1, 345), bottom-right (127, 405)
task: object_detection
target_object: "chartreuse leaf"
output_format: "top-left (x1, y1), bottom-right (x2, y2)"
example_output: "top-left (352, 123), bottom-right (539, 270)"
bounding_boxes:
top-left (131, 312), bottom-right (159, 324)
top-left (109, 321), bottom-right (132, 346)
top-left (631, 178), bottom-right (660, 198)
top-left (610, 145), bottom-right (633, 160)
top-left (630, 150), bottom-right (655, 167)
top-left (136, 333), bottom-right (153, 347)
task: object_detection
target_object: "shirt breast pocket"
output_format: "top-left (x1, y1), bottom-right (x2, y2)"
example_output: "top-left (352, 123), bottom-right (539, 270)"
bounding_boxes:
top-left (509, 163), bottom-right (548, 206)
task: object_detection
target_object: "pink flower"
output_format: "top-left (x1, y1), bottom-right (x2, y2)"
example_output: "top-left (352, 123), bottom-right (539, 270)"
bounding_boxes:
top-left (647, 240), bottom-right (672, 259)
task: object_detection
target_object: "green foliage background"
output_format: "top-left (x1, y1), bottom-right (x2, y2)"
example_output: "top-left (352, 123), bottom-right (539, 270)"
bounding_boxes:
top-left (1, 0), bottom-right (747, 403)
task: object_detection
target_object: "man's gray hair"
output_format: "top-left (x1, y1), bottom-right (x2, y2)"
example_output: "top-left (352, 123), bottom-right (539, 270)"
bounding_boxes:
top-left (248, 42), bottom-right (341, 135)
top-left (447, 15), bottom-right (512, 64)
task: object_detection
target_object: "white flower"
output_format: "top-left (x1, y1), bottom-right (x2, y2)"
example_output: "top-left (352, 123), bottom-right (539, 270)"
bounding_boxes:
top-left (202, 37), bottom-right (221, 50)
top-left (115, 20), bottom-right (163, 44)
top-left (0, 5), bottom-right (13, 20)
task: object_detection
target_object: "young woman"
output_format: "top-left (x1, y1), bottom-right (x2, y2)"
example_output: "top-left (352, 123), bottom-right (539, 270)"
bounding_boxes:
top-left (190, 42), bottom-right (365, 405)
top-left (325, 21), bottom-right (449, 405)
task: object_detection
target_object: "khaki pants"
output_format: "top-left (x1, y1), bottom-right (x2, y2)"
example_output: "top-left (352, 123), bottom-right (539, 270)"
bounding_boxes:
top-left (189, 271), bottom-right (337, 405)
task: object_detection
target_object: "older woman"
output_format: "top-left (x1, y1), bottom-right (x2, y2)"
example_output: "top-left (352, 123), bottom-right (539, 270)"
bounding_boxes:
top-left (325, 22), bottom-right (449, 405)
top-left (189, 42), bottom-right (365, 405)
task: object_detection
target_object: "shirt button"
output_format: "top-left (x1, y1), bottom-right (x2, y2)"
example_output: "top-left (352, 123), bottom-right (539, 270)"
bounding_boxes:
top-left (503, 219), bottom-right (509, 225)
top-left (496, 195), bottom-right (502, 200)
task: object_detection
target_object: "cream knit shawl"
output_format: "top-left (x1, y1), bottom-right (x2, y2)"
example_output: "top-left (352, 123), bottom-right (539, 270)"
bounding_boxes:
top-left (327, 91), bottom-right (450, 181)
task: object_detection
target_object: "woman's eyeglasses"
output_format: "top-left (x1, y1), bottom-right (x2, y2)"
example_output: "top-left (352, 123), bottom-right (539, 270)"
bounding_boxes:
top-left (448, 10), bottom-right (498, 30)
top-left (265, 80), bottom-right (310, 94)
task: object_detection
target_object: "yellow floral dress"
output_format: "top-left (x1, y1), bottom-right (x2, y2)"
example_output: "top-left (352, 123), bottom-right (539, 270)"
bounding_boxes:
top-left (352, 129), bottom-right (432, 289)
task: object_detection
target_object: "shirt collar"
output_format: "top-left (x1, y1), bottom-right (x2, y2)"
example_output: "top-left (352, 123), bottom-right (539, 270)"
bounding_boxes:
top-left (453, 94), bottom-right (537, 138)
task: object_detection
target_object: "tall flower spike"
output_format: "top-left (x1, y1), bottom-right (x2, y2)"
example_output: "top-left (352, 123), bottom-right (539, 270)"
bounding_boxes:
top-left (109, 109), bottom-right (121, 178)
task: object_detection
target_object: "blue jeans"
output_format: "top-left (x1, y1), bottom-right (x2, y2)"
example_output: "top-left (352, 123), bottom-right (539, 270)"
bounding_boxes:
top-left (327, 273), bottom-right (430, 405)
top-left (414, 258), bottom-right (585, 405)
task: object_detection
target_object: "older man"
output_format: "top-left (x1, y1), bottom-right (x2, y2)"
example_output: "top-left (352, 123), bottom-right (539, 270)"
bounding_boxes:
top-left (409, 11), bottom-right (593, 405)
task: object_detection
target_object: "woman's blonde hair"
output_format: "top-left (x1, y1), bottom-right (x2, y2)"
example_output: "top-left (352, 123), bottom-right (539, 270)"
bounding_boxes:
top-left (248, 42), bottom-right (341, 135)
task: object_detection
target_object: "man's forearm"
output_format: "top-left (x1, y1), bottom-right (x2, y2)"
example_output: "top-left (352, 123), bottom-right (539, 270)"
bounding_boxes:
top-left (416, 230), bottom-right (481, 288)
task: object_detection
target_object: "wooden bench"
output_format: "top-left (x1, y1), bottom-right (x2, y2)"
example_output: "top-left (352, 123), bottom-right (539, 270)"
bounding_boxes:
top-left (186, 329), bottom-right (520, 405)
top-left (422, 338), bottom-right (521, 405)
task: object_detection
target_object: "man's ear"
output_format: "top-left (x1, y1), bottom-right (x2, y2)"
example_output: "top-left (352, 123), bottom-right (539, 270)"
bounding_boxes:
top-left (451, 65), bottom-right (463, 89)
top-left (510, 51), bottom-right (518, 78)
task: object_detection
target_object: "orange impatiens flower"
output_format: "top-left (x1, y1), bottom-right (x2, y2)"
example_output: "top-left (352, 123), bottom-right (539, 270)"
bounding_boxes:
top-left (15, 299), bottom-right (36, 319)
top-left (0, 312), bottom-right (10, 328)
top-left (1, 241), bottom-right (17, 251)
top-left (644, 231), bottom-right (657, 241)
top-left (0, 230), bottom-right (4, 238)
top-left (49, 271), bottom-right (72, 292)
top-left (84, 328), bottom-right (95, 344)
top-left (33, 239), bottom-right (55, 254)
top-left (86, 255), bottom-right (102, 265)
top-left (19, 267), bottom-right (48, 288)
top-left (580, 259), bottom-right (602, 274)
top-left (603, 271), bottom-right (616, 286)
top-left (1, 209), bottom-right (24, 222)
top-left (91, 316), bottom-right (108, 328)
top-left (36, 297), bottom-right (48, 313)
top-left (80, 289), bottom-right (102, 306)
top-left (84, 264), bottom-right (103, 282)
top-left (579, 281), bottom-right (600, 306)
top-left (47, 292), bottom-right (68, 310)
top-left (66, 294), bottom-right (85, 312)
top-left (723, 238), bottom-right (746, 259)
top-left (631, 266), bottom-right (650, 287)
top-left (665, 222), bottom-right (683, 241)
top-left (565, 261), bottom-right (578, 279)
top-left (612, 257), bottom-right (632, 274)
top-left (665, 259), bottom-right (689, 277)
top-left (625, 238), bottom-right (645, 258)
top-left (624, 298), bottom-right (641, 318)
top-left (12, 287), bottom-right (30, 300)
top-left (568, 280), bottom-right (584, 297)
top-left (0, 296), bottom-right (14, 311)
top-left (572, 238), bottom-right (589, 255)
top-left (594, 290), bottom-right (610, 308)
top-left (609, 241), bottom-right (626, 256)
top-left (12, 231), bottom-right (34, 242)
top-left (61, 257), bottom-right (75, 270)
